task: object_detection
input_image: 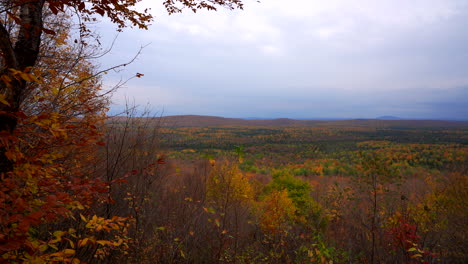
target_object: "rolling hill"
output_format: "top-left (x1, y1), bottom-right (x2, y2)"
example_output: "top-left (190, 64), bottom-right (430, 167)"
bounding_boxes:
top-left (151, 115), bottom-right (468, 129)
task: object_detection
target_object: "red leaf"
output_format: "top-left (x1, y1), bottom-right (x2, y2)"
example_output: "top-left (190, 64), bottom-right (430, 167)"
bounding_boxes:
top-left (17, 219), bottom-right (31, 233)
top-left (78, 2), bottom-right (86, 11)
top-left (0, 240), bottom-right (22, 251)
top-left (37, 114), bottom-right (49, 119)
top-left (15, 112), bottom-right (28, 119)
top-left (95, 7), bottom-right (105, 16)
top-left (27, 211), bottom-right (45, 225)
top-left (48, 2), bottom-right (62, 15)
top-left (45, 213), bottom-right (57, 221)
top-left (116, 178), bottom-right (128, 184)
top-left (42, 27), bottom-right (56, 35)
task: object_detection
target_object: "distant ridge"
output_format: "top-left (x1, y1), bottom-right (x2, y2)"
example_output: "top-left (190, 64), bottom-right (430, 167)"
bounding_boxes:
top-left (151, 115), bottom-right (468, 128)
top-left (376, 116), bottom-right (402, 120)
top-left (158, 115), bottom-right (322, 127)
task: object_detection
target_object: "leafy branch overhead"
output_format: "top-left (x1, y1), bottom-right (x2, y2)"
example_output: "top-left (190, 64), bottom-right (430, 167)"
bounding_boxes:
top-left (0, 0), bottom-right (247, 153)
top-left (163, 0), bottom-right (245, 14)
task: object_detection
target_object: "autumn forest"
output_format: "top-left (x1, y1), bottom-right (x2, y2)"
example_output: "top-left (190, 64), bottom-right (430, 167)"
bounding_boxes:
top-left (0, 1), bottom-right (467, 264)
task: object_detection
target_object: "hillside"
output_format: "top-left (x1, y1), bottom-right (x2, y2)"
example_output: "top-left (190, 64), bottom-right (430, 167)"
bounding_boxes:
top-left (155, 115), bottom-right (468, 128)
top-left (157, 115), bottom-right (325, 127)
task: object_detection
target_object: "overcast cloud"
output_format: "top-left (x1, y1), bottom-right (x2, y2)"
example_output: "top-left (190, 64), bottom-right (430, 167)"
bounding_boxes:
top-left (98, 0), bottom-right (468, 119)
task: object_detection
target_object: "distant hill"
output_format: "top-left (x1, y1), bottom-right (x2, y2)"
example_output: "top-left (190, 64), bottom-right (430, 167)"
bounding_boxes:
top-left (149, 115), bottom-right (468, 129)
top-left (377, 116), bottom-right (402, 120)
top-left (156, 115), bottom-right (323, 127)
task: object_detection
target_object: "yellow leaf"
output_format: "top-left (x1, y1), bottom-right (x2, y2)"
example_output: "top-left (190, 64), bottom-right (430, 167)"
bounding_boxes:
top-left (97, 240), bottom-right (109, 246)
top-left (78, 238), bottom-right (89, 247)
top-left (63, 249), bottom-right (75, 256)
top-left (80, 214), bottom-right (87, 222)
top-left (29, 257), bottom-right (45, 264)
top-left (8, 68), bottom-right (21, 75)
top-left (68, 239), bottom-right (75, 248)
top-left (50, 238), bottom-right (61, 244)
top-left (75, 202), bottom-right (84, 210)
top-left (19, 72), bottom-right (33, 82)
top-left (114, 238), bottom-right (123, 246)
top-left (38, 244), bottom-right (48, 252)
top-left (1, 75), bottom-right (12, 85)
top-left (0, 94), bottom-right (10, 106)
top-left (49, 244), bottom-right (58, 250)
top-left (53, 230), bottom-right (65, 238)
top-left (411, 254), bottom-right (423, 258)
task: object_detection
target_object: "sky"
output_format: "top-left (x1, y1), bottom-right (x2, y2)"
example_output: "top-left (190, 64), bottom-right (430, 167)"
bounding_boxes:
top-left (97, 0), bottom-right (468, 120)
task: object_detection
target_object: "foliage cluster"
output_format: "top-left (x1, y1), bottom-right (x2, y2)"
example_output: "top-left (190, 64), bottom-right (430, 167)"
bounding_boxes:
top-left (0, 0), bottom-right (246, 263)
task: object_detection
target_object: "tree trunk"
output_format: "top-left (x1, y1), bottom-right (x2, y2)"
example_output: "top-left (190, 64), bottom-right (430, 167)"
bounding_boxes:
top-left (0, 1), bottom-right (45, 175)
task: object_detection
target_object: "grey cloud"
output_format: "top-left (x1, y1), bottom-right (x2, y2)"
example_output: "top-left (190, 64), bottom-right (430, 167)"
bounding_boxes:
top-left (97, 0), bottom-right (468, 120)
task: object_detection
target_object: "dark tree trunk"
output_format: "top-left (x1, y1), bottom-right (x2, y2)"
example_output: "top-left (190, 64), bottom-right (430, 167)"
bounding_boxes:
top-left (0, 114), bottom-right (16, 174)
top-left (0, 1), bottom-right (45, 175)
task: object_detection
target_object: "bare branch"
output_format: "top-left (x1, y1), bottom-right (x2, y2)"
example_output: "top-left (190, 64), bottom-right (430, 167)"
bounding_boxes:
top-left (62, 44), bottom-right (149, 90)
